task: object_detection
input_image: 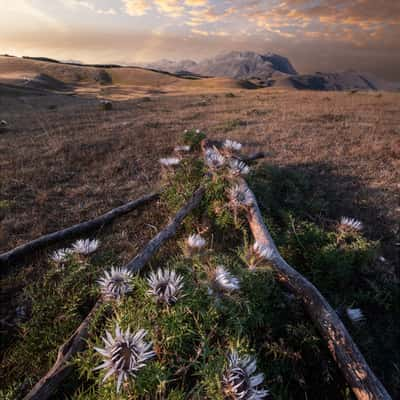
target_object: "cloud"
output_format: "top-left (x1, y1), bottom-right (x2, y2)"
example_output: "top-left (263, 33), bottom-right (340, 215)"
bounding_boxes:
top-left (60, 0), bottom-right (117, 15)
top-left (185, 0), bottom-right (208, 6)
top-left (97, 8), bottom-right (117, 15)
top-left (191, 28), bottom-right (209, 36)
top-left (153, 0), bottom-right (184, 17)
top-left (187, 5), bottom-right (234, 25)
top-left (122, 0), bottom-right (151, 16)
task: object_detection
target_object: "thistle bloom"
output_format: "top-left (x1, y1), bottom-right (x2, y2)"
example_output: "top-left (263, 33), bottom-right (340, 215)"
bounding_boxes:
top-left (222, 351), bottom-right (269, 400)
top-left (212, 265), bottom-right (240, 293)
top-left (147, 268), bottom-right (184, 305)
top-left (174, 145), bottom-right (191, 152)
top-left (229, 159), bottom-right (250, 176)
top-left (205, 147), bottom-right (225, 169)
top-left (187, 233), bottom-right (206, 250)
top-left (94, 324), bottom-right (155, 392)
top-left (339, 217), bottom-right (363, 232)
top-left (98, 267), bottom-right (133, 300)
top-left (253, 242), bottom-right (275, 260)
top-left (223, 139), bottom-right (242, 152)
top-left (72, 238), bottom-right (100, 255)
top-left (346, 308), bottom-right (365, 323)
top-left (159, 157), bottom-right (181, 167)
top-left (228, 184), bottom-right (253, 208)
top-left (50, 248), bottom-right (73, 263)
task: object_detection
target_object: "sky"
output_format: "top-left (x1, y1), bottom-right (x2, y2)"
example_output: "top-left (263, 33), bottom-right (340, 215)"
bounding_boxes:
top-left (1, 0), bottom-right (399, 81)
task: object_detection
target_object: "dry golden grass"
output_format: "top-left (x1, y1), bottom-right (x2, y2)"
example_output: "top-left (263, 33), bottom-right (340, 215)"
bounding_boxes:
top-left (0, 57), bottom-right (399, 263)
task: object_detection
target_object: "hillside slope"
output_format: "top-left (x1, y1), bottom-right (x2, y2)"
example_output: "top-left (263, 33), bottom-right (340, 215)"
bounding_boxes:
top-left (274, 71), bottom-right (400, 91)
top-left (0, 56), bottom-right (258, 97)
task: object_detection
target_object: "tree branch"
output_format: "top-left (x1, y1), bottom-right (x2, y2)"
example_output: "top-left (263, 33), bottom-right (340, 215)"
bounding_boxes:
top-left (0, 192), bottom-right (159, 275)
top-left (201, 138), bottom-right (391, 400)
top-left (242, 177), bottom-right (391, 400)
top-left (23, 188), bottom-right (204, 400)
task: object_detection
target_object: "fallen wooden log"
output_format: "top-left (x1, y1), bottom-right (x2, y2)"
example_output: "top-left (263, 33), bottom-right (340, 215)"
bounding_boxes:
top-left (23, 187), bottom-right (204, 400)
top-left (0, 192), bottom-right (159, 274)
top-left (203, 138), bottom-right (269, 163)
top-left (201, 139), bottom-right (390, 400)
top-left (243, 151), bottom-right (268, 163)
top-left (241, 178), bottom-right (391, 400)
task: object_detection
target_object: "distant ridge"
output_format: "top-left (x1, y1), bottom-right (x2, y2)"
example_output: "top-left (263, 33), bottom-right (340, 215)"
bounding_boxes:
top-left (146, 50), bottom-right (400, 91)
top-left (145, 51), bottom-right (297, 81)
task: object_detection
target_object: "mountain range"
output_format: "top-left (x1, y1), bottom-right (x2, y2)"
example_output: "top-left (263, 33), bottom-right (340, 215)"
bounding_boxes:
top-left (145, 51), bottom-right (400, 91)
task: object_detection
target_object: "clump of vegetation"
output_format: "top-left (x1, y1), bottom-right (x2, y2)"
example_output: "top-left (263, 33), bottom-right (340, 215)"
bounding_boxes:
top-left (1, 131), bottom-right (398, 400)
top-left (182, 128), bottom-right (206, 151)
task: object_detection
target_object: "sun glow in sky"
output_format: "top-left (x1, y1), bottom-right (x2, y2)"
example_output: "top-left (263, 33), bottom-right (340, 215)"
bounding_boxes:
top-left (1, 0), bottom-right (399, 80)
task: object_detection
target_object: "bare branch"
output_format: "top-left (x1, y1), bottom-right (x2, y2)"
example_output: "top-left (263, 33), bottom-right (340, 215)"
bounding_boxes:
top-left (201, 138), bottom-right (391, 400)
top-left (241, 178), bottom-right (391, 400)
top-left (0, 192), bottom-right (159, 275)
top-left (23, 188), bottom-right (204, 400)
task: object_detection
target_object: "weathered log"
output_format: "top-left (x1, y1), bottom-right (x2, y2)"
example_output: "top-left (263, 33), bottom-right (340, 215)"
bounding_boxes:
top-left (22, 300), bottom-right (103, 400)
top-left (201, 139), bottom-right (390, 400)
top-left (241, 178), bottom-right (391, 400)
top-left (0, 192), bottom-right (159, 274)
top-left (203, 138), bottom-right (269, 163)
top-left (242, 151), bottom-right (268, 163)
top-left (23, 188), bottom-right (204, 400)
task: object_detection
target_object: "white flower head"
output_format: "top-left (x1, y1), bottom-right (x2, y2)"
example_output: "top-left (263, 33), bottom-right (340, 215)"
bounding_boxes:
top-left (174, 145), bottom-right (191, 152)
top-left (98, 267), bottom-right (133, 300)
top-left (196, 129), bottom-right (200, 133)
top-left (187, 233), bottom-right (206, 250)
top-left (72, 239), bottom-right (100, 255)
top-left (205, 147), bottom-right (225, 170)
top-left (253, 242), bottom-right (275, 261)
top-left (229, 159), bottom-right (250, 176)
top-left (223, 139), bottom-right (242, 152)
top-left (346, 308), bottom-right (365, 324)
top-left (159, 157), bottom-right (181, 167)
top-left (147, 268), bottom-right (184, 305)
top-left (211, 265), bottom-right (240, 294)
top-left (94, 324), bottom-right (155, 392)
top-left (228, 184), bottom-right (253, 208)
top-left (339, 217), bottom-right (363, 232)
top-left (223, 350), bottom-right (269, 400)
top-left (50, 248), bottom-right (73, 263)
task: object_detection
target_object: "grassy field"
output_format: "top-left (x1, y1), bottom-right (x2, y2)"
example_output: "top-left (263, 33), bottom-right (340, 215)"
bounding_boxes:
top-left (0, 57), bottom-right (399, 399)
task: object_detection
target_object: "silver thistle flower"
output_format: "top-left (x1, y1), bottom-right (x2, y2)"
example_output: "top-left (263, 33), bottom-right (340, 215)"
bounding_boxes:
top-left (174, 145), bottom-right (191, 152)
top-left (187, 233), bottom-right (206, 250)
top-left (72, 238), bottom-right (100, 255)
top-left (94, 324), bottom-right (155, 392)
top-left (50, 248), bottom-right (73, 263)
top-left (346, 308), bottom-right (365, 324)
top-left (159, 157), bottom-right (181, 167)
top-left (253, 242), bottom-right (275, 261)
top-left (205, 147), bottom-right (225, 169)
top-left (223, 350), bottom-right (269, 400)
top-left (223, 139), bottom-right (243, 152)
top-left (147, 268), bottom-right (184, 304)
top-left (211, 265), bottom-right (240, 293)
top-left (229, 159), bottom-right (250, 176)
top-left (339, 217), bottom-right (363, 232)
top-left (228, 184), bottom-right (253, 208)
top-left (98, 267), bottom-right (133, 300)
